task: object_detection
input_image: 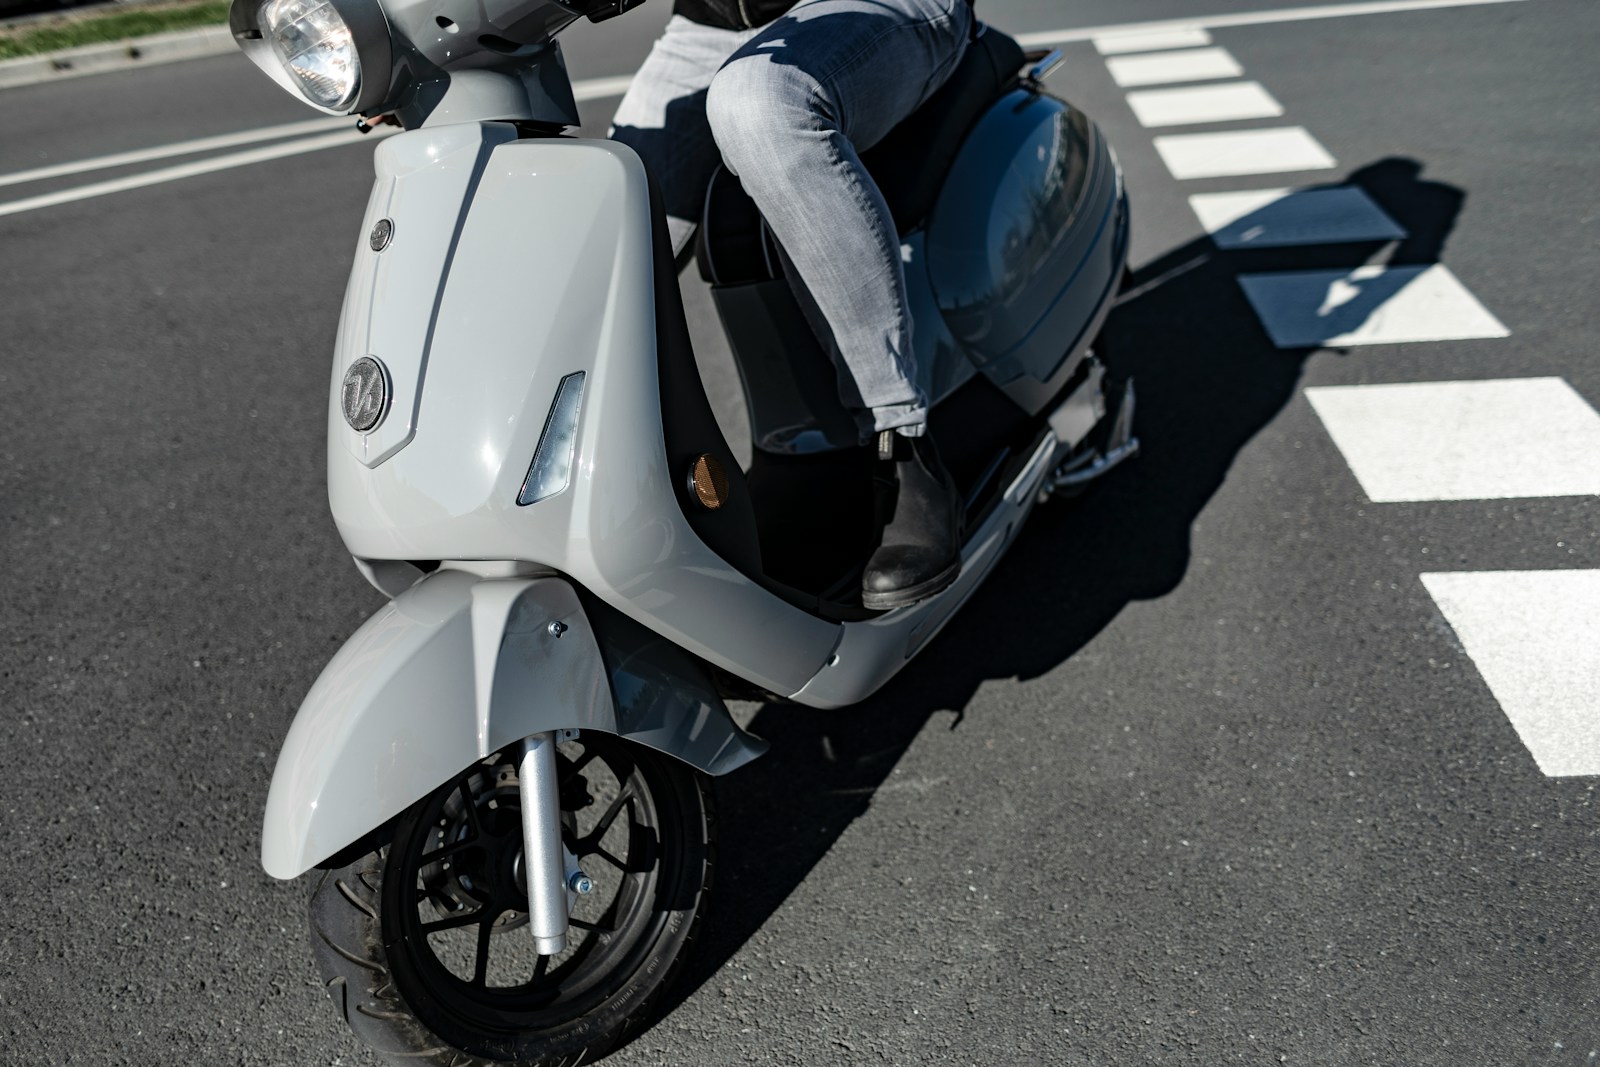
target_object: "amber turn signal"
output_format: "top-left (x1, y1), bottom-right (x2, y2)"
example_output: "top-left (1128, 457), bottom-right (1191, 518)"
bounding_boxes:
top-left (688, 453), bottom-right (729, 511)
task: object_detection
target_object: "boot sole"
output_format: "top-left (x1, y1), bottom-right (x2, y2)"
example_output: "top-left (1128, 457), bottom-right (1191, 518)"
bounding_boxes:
top-left (861, 560), bottom-right (961, 611)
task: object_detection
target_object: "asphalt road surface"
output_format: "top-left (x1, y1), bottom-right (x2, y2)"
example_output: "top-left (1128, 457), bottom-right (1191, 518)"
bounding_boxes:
top-left (3, 0), bottom-right (1599, 1063)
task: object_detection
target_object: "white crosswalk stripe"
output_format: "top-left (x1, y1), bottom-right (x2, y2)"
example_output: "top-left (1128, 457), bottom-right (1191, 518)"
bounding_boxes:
top-left (1421, 570), bottom-right (1600, 777)
top-left (1304, 378), bottom-right (1600, 502)
top-left (1105, 47), bottom-right (1245, 88)
top-left (1188, 186), bottom-right (1406, 248)
top-left (1126, 81), bottom-right (1285, 128)
top-left (1093, 28), bottom-right (1214, 55)
top-left (1152, 126), bottom-right (1337, 179)
top-left (1236, 264), bottom-right (1509, 347)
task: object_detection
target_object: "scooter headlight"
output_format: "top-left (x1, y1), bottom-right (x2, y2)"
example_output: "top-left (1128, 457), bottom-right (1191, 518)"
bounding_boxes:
top-left (260, 0), bottom-right (360, 110)
top-left (232, 0), bottom-right (389, 116)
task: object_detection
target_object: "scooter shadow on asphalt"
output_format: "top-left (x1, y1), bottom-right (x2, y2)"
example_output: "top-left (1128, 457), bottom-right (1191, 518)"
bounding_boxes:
top-left (657, 155), bottom-right (1463, 1015)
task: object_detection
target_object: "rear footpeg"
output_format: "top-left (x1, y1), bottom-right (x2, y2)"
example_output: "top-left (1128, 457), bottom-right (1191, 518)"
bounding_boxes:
top-left (1046, 378), bottom-right (1139, 493)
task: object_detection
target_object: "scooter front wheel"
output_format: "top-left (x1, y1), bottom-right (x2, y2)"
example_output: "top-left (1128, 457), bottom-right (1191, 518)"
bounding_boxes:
top-left (308, 732), bottom-right (715, 1066)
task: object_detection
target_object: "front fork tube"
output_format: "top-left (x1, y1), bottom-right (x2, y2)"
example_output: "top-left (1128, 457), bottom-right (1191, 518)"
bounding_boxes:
top-left (519, 732), bottom-right (571, 956)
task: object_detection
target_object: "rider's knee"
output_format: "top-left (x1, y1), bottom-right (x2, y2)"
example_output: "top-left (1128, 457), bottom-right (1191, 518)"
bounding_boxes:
top-left (706, 57), bottom-right (823, 179)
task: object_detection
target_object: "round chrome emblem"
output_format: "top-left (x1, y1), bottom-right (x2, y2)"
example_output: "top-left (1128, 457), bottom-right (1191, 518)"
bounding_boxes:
top-left (341, 356), bottom-right (390, 433)
top-left (369, 218), bottom-right (394, 252)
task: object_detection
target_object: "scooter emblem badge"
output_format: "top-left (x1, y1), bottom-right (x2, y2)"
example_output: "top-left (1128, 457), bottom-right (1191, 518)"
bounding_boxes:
top-left (369, 218), bottom-right (394, 252)
top-left (341, 356), bottom-right (390, 433)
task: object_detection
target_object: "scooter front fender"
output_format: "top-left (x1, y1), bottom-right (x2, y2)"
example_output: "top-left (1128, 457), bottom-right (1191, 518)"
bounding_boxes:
top-left (260, 568), bottom-right (765, 880)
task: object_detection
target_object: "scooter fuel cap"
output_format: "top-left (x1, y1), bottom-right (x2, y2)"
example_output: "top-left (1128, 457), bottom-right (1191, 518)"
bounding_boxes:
top-left (341, 356), bottom-right (390, 433)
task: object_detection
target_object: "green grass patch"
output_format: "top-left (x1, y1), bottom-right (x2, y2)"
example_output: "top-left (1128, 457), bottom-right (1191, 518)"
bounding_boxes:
top-left (0, 1), bottom-right (232, 61)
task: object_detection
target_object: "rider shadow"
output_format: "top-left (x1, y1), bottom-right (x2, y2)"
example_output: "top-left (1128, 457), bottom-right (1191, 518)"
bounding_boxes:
top-left (1200, 157), bottom-right (1464, 346)
top-left (657, 156), bottom-right (1463, 1015)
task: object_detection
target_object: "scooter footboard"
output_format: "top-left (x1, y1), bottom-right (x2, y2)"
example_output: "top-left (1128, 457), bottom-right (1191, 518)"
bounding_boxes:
top-left (260, 568), bottom-right (765, 879)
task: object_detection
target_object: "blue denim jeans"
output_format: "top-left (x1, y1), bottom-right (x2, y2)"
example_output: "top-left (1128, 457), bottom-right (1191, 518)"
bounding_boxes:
top-left (610, 0), bottom-right (973, 436)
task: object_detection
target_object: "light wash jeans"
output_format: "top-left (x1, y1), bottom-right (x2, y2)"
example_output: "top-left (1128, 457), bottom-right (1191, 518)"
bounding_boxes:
top-left (610, 0), bottom-right (973, 436)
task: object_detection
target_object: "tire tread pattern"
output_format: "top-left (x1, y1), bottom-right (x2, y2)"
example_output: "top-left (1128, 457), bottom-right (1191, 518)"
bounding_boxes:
top-left (307, 761), bottom-right (716, 1067)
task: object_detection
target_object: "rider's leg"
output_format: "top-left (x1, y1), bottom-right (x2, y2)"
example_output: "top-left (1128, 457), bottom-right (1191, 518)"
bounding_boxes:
top-left (609, 15), bottom-right (758, 258)
top-left (704, 0), bottom-right (972, 437)
top-left (705, 0), bottom-right (974, 607)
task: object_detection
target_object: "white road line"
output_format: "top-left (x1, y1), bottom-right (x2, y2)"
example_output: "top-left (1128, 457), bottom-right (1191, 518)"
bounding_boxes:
top-left (1189, 186), bottom-right (1406, 247)
top-left (0, 118), bottom-right (347, 190)
top-left (0, 129), bottom-right (391, 220)
top-left (1105, 47), bottom-right (1244, 88)
top-left (1093, 28), bottom-right (1214, 54)
top-left (1153, 126), bottom-right (1336, 179)
top-left (1304, 378), bottom-right (1599, 502)
top-left (1126, 81), bottom-right (1284, 127)
top-left (0, 75), bottom-right (647, 218)
top-left (1237, 263), bottom-right (1508, 347)
top-left (1421, 570), bottom-right (1600, 777)
top-left (1017, 0), bottom-right (1530, 48)
top-left (0, 75), bottom-right (636, 195)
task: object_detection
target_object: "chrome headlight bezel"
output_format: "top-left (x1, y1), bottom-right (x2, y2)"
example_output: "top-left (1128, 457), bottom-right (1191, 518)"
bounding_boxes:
top-left (229, 0), bottom-right (393, 116)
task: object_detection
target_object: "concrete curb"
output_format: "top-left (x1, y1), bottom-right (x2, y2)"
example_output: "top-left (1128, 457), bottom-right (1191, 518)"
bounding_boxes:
top-left (0, 24), bottom-right (235, 90)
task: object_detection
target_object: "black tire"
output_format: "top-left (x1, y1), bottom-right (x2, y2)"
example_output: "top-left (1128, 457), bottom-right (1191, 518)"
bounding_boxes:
top-left (308, 733), bottom-right (715, 1066)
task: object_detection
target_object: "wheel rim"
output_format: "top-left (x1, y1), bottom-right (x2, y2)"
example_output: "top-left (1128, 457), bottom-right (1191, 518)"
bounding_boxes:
top-left (383, 733), bottom-right (682, 1039)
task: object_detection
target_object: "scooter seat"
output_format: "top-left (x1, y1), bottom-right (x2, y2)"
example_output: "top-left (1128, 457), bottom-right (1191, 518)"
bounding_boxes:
top-left (697, 25), bottom-right (1026, 285)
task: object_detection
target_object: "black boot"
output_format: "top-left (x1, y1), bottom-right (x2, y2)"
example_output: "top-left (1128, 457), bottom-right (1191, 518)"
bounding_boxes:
top-left (862, 430), bottom-right (962, 610)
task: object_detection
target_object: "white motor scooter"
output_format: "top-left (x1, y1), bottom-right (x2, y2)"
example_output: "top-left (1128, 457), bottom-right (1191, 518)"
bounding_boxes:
top-left (233, 0), bottom-right (1132, 1061)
